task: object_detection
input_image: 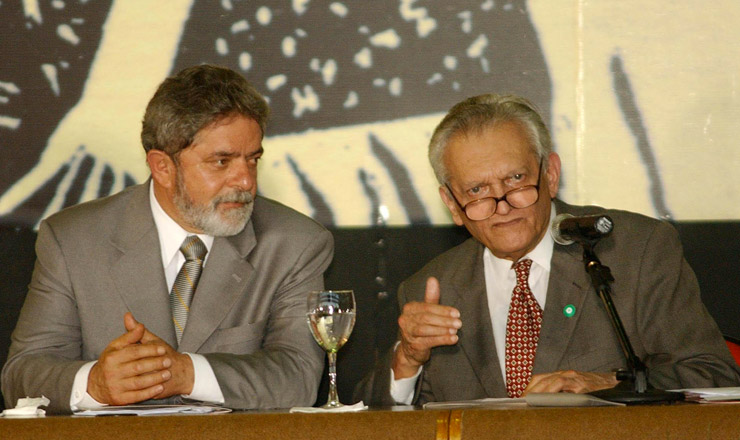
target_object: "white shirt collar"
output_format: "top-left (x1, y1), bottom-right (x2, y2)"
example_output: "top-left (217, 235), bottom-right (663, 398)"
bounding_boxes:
top-left (149, 181), bottom-right (214, 268)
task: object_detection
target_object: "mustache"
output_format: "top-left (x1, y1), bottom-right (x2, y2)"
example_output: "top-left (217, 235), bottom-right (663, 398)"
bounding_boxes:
top-left (213, 191), bottom-right (254, 206)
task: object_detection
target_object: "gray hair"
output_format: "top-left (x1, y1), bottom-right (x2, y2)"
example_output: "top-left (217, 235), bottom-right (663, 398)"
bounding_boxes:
top-left (141, 64), bottom-right (269, 156)
top-left (428, 94), bottom-right (551, 184)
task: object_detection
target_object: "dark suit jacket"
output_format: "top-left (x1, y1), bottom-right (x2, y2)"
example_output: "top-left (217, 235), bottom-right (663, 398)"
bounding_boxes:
top-left (1, 183), bottom-right (333, 413)
top-left (355, 200), bottom-right (740, 405)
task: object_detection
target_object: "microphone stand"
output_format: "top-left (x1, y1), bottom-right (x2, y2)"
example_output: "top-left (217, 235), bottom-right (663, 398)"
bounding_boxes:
top-left (579, 240), bottom-right (684, 404)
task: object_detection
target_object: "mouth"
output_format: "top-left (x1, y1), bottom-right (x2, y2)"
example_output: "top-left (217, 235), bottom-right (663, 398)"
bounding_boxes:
top-left (491, 217), bottom-right (524, 228)
top-left (215, 192), bottom-right (253, 211)
top-left (218, 201), bottom-right (247, 210)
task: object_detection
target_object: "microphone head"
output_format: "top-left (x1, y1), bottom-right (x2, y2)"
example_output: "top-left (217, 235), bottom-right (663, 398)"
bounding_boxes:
top-left (594, 215), bottom-right (614, 235)
top-left (551, 213), bottom-right (574, 245)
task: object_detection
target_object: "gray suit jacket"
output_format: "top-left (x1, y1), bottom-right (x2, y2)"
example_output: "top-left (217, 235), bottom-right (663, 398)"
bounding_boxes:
top-left (355, 200), bottom-right (740, 405)
top-left (2, 183), bottom-right (332, 413)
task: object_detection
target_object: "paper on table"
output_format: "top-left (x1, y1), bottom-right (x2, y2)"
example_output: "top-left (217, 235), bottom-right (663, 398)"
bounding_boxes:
top-left (290, 401), bottom-right (368, 413)
top-left (525, 393), bottom-right (624, 407)
top-left (671, 387), bottom-right (740, 402)
top-left (423, 398), bottom-right (526, 409)
top-left (423, 393), bottom-right (623, 409)
top-left (73, 404), bottom-right (231, 416)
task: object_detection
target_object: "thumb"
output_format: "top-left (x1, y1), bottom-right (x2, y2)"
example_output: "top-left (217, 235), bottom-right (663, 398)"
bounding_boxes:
top-left (122, 312), bottom-right (145, 344)
top-left (123, 312), bottom-right (139, 332)
top-left (424, 277), bottom-right (441, 304)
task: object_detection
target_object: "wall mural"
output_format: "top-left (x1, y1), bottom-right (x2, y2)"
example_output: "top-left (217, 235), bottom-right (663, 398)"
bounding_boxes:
top-left (1, 0), bottom-right (739, 229)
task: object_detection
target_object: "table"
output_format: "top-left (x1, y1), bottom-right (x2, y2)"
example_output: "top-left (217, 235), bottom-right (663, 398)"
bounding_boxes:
top-left (1, 403), bottom-right (739, 440)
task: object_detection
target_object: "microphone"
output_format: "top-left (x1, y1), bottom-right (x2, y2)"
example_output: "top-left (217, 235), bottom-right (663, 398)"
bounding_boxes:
top-left (551, 213), bottom-right (613, 245)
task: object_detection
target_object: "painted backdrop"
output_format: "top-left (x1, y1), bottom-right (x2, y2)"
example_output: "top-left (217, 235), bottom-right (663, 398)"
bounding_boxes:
top-left (2, 0), bottom-right (739, 228)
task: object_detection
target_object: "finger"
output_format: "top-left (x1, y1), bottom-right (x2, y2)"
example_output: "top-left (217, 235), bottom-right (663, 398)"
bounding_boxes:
top-left (123, 312), bottom-right (138, 332)
top-left (403, 301), bottom-right (461, 320)
top-left (411, 334), bottom-right (458, 348)
top-left (101, 343), bottom-right (168, 371)
top-left (109, 381), bottom-right (169, 406)
top-left (118, 354), bottom-right (173, 378)
top-left (424, 277), bottom-right (441, 304)
top-left (105, 325), bottom-right (145, 351)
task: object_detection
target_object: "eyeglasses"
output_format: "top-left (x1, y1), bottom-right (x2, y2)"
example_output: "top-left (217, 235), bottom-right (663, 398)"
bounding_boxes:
top-left (445, 159), bottom-right (544, 221)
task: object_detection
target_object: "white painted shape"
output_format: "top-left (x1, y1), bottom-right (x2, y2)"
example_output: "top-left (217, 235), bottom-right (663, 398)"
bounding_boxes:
top-left (41, 63), bottom-right (60, 96)
top-left (292, 0), bottom-right (310, 15)
top-left (388, 77), bottom-right (402, 96)
top-left (282, 36), bottom-right (297, 57)
top-left (22, 0), bottom-right (42, 24)
top-left (466, 34), bottom-right (488, 58)
top-left (256, 6), bottom-right (272, 25)
top-left (343, 91), bottom-right (358, 108)
top-left (330, 2), bottom-right (348, 17)
top-left (443, 55), bottom-right (458, 70)
top-left (291, 85), bottom-right (320, 117)
top-left (57, 24), bottom-right (80, 45)
top-left (322, 59), bottom-right (337, 85)
top-left (399, 0), bottom-right (437, 37)
top-left (216, 37), bottom-right (229, 55)
top-left (0, 116), bottom-right (21, 129)
top-left (370, 29), bottom-right (401, 49)
top-left (266, 74), bottom-right (287, 91)
top-left (239, 52), bottom-right (253, 71)
top-left (0, 81), bottom-right (20, 94)
top-left (354, 47), bottom-right (372, 68)
top-left (231, 19), bottom-right (250, 33)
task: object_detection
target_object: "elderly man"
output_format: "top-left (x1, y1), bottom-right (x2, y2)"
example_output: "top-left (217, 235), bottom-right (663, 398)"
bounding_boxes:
top-left (356, 94), bottom-right (740, 405)
top-left (2, 65), bottom-right (332, 413)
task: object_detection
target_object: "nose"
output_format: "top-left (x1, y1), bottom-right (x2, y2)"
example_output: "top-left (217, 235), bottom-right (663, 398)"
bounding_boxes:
top-left (231, 158), bottom-right (255, 191)
top-left (495, 197), bottom-right (512, 215)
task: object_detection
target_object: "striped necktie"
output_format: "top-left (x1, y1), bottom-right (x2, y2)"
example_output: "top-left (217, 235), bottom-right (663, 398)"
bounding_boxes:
top-left (170, 236), bottom-right (207, 345)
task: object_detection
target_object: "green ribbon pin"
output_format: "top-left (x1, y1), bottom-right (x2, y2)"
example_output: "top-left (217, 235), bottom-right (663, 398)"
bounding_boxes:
top-left (563, 304), bottom-right (576, 318)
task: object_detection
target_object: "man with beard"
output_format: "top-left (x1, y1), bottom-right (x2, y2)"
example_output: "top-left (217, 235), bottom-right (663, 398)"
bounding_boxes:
top-left (1, 65), bottom-right (333, 414)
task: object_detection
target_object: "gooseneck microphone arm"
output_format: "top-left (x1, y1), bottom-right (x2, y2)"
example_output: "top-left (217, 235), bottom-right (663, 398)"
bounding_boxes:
top-left (571, 223), bottom-right (683, 404)
top-left (581, 242), bottom-right (648, 393)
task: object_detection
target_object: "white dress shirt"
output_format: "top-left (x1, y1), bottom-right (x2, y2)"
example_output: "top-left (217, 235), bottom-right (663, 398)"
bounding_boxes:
top-left (70, 182), bottom-right (225, 410)
top-left (390, 203), bottom-right (556, 404)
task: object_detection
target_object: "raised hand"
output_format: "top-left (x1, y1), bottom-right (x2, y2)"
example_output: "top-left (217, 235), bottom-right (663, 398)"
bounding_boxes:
top-left (393, 277), bottom-right (462, 379)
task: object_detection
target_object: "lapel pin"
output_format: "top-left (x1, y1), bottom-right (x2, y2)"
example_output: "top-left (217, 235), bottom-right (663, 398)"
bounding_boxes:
top-left (563, 304), bottom-right (576, 318)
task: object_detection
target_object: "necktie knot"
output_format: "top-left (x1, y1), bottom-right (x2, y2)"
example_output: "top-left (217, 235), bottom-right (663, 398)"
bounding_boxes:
top-left (513, 258), bottom-right (533, 283)
top-left (180, 236), bottom-right (207, 262)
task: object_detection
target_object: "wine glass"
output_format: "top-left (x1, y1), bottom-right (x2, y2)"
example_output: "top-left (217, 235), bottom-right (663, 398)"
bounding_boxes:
top-left (306, 290), bottom-right (356, 408)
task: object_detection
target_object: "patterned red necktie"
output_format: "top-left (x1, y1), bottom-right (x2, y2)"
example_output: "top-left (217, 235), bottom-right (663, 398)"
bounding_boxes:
top-left (505, 259), bottom-right (543, 398)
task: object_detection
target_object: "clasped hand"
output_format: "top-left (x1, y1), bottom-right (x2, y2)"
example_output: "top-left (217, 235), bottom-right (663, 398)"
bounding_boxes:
top-left (87, 312), bottom-right (194, 405)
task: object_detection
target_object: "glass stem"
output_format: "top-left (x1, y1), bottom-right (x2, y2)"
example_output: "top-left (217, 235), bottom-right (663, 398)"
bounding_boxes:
top-left (327, 351), bottom-right (340, 406)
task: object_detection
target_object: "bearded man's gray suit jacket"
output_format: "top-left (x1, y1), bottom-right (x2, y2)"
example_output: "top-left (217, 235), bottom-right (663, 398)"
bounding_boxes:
top-left (2, 183), bottom-right (332, 414)
top-left (355, 200), bottom-right (740, 405)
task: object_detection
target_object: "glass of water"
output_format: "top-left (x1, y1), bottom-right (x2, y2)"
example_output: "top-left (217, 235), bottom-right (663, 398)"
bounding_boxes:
top-left (306, 290), bottom-right (356, 408)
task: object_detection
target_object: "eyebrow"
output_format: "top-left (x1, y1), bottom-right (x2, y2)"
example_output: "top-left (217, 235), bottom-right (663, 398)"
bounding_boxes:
top-left (209, 147), bottom-right (264, 159)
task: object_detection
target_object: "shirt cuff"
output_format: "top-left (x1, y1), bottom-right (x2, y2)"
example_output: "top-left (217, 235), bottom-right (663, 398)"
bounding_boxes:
top-left (389, 365), bottom-right (422, 405)
top-left (70, 361), bottom-right (107, 411)
top-left (183, 353), bottom-right (225, 404)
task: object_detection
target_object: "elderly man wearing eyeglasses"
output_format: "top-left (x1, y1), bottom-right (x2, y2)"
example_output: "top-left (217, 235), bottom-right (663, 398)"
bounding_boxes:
top-left (355, 94), bottom-right (740, 406)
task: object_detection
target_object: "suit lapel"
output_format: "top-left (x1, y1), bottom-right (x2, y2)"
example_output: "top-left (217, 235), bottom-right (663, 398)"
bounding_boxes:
top-left (533, 203), bottom-right (593, 374)
top-left (447, 241), bottom-right (507, 397)
top-left (109, 183), bottom-right (177, 347)
top-left (178, 220), bottom-right (256, 352)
